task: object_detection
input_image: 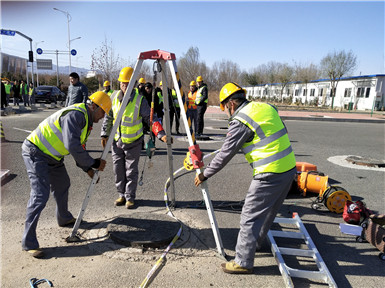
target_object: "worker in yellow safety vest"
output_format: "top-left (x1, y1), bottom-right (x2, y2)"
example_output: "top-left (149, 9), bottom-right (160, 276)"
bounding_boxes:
top-left (22, 91), bottom-right (111, 258)
top-left (28, 82), bottom-right (35, 105)
top-left (169, 87), bottom-right (182, 135)
top-left (103, 81), bottom-right (114, 97)
top-left (195, 76), bottom-right (208, 136)
top-left (195, 82), bottom-right (296, 274)
top-left (187, 80), bottom-right (198, 134)
top-left (20, 80), bottom-right (29, 106)
top-left (4, 80), bottom-right (12, 106)
top-left (100, 67), bottom-right (170, 209)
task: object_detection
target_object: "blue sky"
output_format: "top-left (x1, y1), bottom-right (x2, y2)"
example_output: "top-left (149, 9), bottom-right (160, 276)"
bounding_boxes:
top-left (1, 0), bottom-right (384, 76)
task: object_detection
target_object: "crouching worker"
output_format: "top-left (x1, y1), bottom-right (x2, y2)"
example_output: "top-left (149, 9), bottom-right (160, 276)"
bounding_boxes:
top-left (21, 91), bottom-right (112, 258)
top-left (194, 83), bottom-right (296, 274)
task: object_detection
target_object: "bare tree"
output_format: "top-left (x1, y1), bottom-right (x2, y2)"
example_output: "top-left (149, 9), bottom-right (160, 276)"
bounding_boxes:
top-left (210, 59), bottom-right (241, 91)
top-left (275, 63), bottom-right (294, 102)
top-left (177, 46), bottom-right (202, 89)
top-left (91, 37), bottom-right (123, 90)
top-left (294, 62), bottom-right (320, 103)
top-left (320, 50), bottom-right (357, 108)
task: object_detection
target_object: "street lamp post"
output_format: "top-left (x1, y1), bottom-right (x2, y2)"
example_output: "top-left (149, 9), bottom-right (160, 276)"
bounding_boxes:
top-left (53, 7), bottom-right (72, 74)
top-left (35, 40), bottom-right (44, 87)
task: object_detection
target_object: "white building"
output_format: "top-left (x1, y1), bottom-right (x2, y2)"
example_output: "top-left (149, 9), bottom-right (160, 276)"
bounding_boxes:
top-left (245, 74), bottom-right (385, 111)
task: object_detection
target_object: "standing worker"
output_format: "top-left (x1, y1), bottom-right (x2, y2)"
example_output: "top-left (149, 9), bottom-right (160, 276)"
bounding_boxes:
top-left (12, 80), bottom-right (20, 106)
top-left (103, 81), bottom-right (114, 97)
top-left (1, 81), bottom-right (6, 109)
top-left (169, 87), bottom-right (182, 135)
top-left (20, 80), bottom-right (29, 107)
top-left (101, 67), bottom-right (170, 209)
top-left (195, 83), bottom-right (296, 274)
top-left (28, 82), bottom-right (35, 106)
top-left (187, 80), bottom-right (198, 135)
top-left (195, 76), bottom-right (208, 136)
top-left (66, 72), bottom-right (89, 106)
top-left (22, 91), bottom-right (112, 258)
top-left (153, 81), bottom-right (164, 123)
top-left (4, 80), bottom-right (12, 106)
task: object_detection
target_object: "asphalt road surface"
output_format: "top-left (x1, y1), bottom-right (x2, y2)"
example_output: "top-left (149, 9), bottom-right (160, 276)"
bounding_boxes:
top-left (1, 107), bottom-right (384, 287)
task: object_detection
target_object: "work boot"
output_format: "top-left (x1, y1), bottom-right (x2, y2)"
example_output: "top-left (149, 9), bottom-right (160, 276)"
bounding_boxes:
top-left (125, 200), bottom-right (135, 209)
top-left (114, 197), bottom-right (126, 206)
top-left (25, 248), bottom-right (45, 258)
top-left (221, 261), bottom-right (252, 274)
top-left (59, 217), bottom-right (76, 227)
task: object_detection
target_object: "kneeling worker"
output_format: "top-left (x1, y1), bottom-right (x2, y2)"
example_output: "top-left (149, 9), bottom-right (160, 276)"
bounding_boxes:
top-left (195, 83), bottom-right (296, 274)
top-left (22, 91), bottom-right (112, 258)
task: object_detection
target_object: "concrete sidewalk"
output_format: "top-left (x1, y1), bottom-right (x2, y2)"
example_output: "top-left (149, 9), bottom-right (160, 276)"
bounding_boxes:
top-left (205, 106), bottom-right (385, 123)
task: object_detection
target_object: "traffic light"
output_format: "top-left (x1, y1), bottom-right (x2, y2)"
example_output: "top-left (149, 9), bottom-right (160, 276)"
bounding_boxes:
top-left (28, 51), bottom-right (33, 62)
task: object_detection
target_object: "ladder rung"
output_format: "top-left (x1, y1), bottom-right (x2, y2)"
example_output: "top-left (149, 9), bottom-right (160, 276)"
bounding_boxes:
top-left (285, 266), bottom-right (328, 281)
top-left (269, 230), bottom-right (305, 239)
top-left (278, 247), bottom-right (315, 257)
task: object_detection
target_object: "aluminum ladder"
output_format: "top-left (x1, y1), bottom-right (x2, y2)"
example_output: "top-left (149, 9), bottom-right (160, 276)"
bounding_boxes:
top-left (267, 213), bottom-right (337, 288)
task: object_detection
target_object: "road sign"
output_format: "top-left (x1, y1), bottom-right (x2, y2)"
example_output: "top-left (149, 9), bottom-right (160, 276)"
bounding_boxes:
top-left (1, 29), bottom-right (16, 36)
top-left (71, 49), bottom-right (77, 56)
top-left (37, 59), bottom-right (52, 70)
top-left (36, 48), bottom-right (43, 55)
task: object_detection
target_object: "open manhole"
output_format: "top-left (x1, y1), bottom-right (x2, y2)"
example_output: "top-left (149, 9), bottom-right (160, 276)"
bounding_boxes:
top-left (346, 156), bottom-right (385, 168)
top-left (107, 213), bottom-right (180, 249)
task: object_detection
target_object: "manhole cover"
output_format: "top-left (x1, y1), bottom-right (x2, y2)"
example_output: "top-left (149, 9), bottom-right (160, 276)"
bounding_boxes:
top-left (107, 213), bottom-right (180, 249)
top-left (345, 156), bottom-right (385, 168)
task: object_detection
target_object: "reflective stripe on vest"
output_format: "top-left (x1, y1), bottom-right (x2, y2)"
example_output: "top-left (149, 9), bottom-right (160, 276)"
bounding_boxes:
top-left (195, 85), bottom-right (208, 105)
top-left (112, 89), bottom-right (143, 144)
top-left (188, 91), bottom-right (197, 109)
top-left (234, 102), bottom-right (296, 175)
top-left (27, 103), bottom-right (89, 161)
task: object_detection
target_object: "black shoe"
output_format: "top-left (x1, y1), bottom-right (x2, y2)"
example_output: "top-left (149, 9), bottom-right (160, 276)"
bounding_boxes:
top-left (59, 218), bottom-right (76, 227)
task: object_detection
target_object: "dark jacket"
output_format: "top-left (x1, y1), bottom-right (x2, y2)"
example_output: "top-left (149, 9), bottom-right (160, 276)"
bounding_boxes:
top-left (65, 81), bottom-right (88, 106)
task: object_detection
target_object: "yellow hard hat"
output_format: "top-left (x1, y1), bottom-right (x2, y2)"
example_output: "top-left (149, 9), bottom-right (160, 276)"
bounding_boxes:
top-left (159, 81), bottom-right (162, 86)
top-left (89, 91), bottom-right (112, 114)
top-left (118, 67), bottom-right (133, 83)
top-left (103, 80), bottom-right (110, 87)
top-left (219, 82), bottom-right (246, 111)
top-left (190, 81), bottom-right (196, 86)
top-left (196, 76), bottom-right (203, 82)
top-left (139, 78), bottom-right (145, 84)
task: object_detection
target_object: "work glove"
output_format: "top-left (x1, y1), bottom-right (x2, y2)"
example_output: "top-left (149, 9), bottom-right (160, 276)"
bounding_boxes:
top-left (194, 173), bottom-right (207, 187)
top-left (91, 158), bottom-right (106, 171)
top-left (87, 169), bottom-right (100, 183)
top-left (161, 135), bottom-right (173, 144)
top-left (101, 137), bottom-right (108, 148)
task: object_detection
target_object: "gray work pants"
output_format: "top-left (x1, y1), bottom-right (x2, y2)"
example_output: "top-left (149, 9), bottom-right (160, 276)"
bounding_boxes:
top-left (235, 167), bottom-right (296, 269)
top-left (111, 139), bottom-right (142, 202)
top-left (21, 140), bottom-right (74, 250)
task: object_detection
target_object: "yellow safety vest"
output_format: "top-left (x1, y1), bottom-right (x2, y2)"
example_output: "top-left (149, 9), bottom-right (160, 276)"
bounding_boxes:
top-left (112, 89), bottom-right (143, 144)
top-left (195, 85), bottom-right (208, 105)
top-left (27, 103), bottom-right (90, 161)
top-left (105, 89), bottom-right (114, 96)
top-left (29, 87), bottom-right (34, 96)
top-left (233, 102), bottom-right (296, 175)
top-left (188, 90), bottom-right (197, 109)
top-left (157, 90), bottom-right (163, 104)
top-left (5, 84), bottom-right (11, 94)
top-left (171, 89), bottom-right (180, 108)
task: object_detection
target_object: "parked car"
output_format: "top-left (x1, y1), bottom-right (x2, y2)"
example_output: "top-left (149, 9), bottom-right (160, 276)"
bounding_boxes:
top-left (34, 86), bottom-right (66, 104)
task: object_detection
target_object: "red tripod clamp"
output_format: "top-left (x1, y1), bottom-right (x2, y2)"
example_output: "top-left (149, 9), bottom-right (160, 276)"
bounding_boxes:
top-left (188, 144), bottom-right (204, 169)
